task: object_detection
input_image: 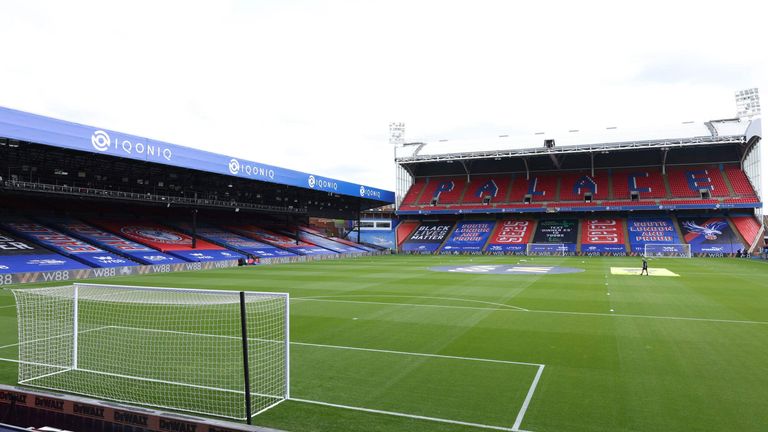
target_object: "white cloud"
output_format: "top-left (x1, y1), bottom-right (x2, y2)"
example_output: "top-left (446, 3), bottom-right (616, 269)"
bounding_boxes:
top-left (0, 0), bottom-right (765, 199)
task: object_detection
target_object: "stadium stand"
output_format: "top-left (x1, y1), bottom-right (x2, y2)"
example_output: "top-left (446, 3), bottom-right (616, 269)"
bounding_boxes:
top-left (398, 163), bottom-right (759, 212)
top-left (172, 222), bottom-right (298, 258)
top-left (512, 174), bottom-right (558, 202)
top-left (0, 227), bottom-right (90, 273)
top-left (667, 166), bottom-right (730, 198)
top-left (400, 178), bottom-right (427, 206)
top-left (461, 176), bottom-right (512, 204)
top-left (1, 219), bottom-right (138, 268)
top-left (228, 224), bottom-right (336, 255)
top-left (90, 219), bottom-right (245, 262)
top-left (558, 171), bottom-right (608, 201)
top-left (416, 177), bottom-right (465, 205)
top-left (724, 164), bottom-right (758, 196)
top-left (612, 168), bottom-right (668, 199)
top-left (289, 226), bottom-right (365, 253)
top-left (46, 217), bottom-right (184, 264)
top-left (297, 226), bottom-right (373, 252)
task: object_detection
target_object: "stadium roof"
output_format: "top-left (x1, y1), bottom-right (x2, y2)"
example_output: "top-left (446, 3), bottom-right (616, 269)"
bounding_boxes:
top-left (396, 118), bottom-right (761, 163)
top-left (0, 106), bottom-right (394, 204)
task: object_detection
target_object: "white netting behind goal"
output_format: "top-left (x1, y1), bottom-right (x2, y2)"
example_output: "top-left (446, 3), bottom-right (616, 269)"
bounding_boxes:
top-left (12, 283), bottom-right (289, 421)
top-left (526, 243), bottom-right (567, 256)
top-left (643, 243), bottom-right (691, 258)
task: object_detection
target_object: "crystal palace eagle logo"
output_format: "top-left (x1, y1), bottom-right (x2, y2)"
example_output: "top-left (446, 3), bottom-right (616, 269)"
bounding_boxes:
top-left (681, 221), bottom-right (727, 240)
top-left (121, 226), bottom-right (187, 244)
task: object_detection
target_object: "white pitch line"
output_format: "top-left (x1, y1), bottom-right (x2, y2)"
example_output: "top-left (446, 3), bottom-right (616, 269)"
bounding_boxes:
top-left (512, 364), bottom-right (544, 431)
top-left (294, 294), bottom-right (529, 311)
top-left (101, 325), bottom-right (543, 367)
top-left (292, 340), bottom-right (544, 368)
top-left (0, 304), bottom-right (16, 309)
top-left (0, 326), bottom-right (110, 350)
top-left (289, 397), bottom-right (516, 432)
top-left (294, 297), bottom-right (529, 312)
top-left (294, 297), bottom-right (768, 326)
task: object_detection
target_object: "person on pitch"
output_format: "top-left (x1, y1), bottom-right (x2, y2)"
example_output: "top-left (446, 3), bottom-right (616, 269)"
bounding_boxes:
top-left (640, 256), bottom-right (649, 276)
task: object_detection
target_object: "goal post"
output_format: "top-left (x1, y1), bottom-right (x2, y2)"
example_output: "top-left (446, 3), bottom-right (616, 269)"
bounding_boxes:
top-left (12, 283), bottom-right (289, 422)
top-left (643, 243), bottom-right (691, 258)
top-left (526, 243), bottom-right (567, 256)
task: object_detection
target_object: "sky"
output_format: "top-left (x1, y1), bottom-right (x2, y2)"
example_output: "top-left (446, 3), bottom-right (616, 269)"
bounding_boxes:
top-left (0, 0), bottom-right (765, 198)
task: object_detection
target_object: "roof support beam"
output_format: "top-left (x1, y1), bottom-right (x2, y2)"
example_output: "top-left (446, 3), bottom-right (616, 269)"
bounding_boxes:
top-left (460, 160), bottom-right (471, 182)
top-left (548, 153), bottom-right (562, 170)
top-left (523, 157), bottom-right (530, 180)
top-left (661, 148), bottom-right (669, 175)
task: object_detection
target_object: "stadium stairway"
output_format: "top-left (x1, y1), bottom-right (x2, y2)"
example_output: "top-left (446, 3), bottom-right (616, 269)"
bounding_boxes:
top-left (623, 220), bottom-right (632, 254)
top-left (720, 166), bottom-right (738, 196)
top-left (436, 221), bottom-right (461, 254)
top-left (670, 215), bottom-right (687, 246)
top-left (575, 218), bottom-right (582, 253)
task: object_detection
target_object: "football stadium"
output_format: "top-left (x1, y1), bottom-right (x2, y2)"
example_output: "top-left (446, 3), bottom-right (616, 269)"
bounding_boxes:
top-left (1, 95), bottom-right (766, 432)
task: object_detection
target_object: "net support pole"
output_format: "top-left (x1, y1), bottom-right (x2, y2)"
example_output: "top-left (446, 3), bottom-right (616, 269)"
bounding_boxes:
top-left (72, 285), bottom-right (79, 369)
top-left (285, 294), bottom-right (290, 399)
top-left (239, 291), bottom-right (253, 424)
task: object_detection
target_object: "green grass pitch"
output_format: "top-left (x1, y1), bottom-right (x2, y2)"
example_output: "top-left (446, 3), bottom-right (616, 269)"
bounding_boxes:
top-left (2, 255), bottom-right (768, 431)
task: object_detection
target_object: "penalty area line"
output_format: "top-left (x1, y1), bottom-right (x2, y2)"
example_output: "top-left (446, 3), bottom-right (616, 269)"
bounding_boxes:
top-left (289, 397), bottom-right (520, 431)
top-left (293, 295), bottom-right (529, 311)
top-left (294, 298), bottom-right (768, 326)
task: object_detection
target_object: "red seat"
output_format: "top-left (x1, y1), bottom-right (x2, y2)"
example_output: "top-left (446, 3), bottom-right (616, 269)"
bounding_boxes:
top-left (731, 216), bottom-right (761, 245)
top-left (725, 165), bottom-right (757, 196)
top-left (401, 179), bottom-right (426, 205)
top-left (613, 169), bottom-right (667, 199)
top-left (462, 176), bottom-right (512, 204)
top-left (559, 172), bottom-right (608, 201)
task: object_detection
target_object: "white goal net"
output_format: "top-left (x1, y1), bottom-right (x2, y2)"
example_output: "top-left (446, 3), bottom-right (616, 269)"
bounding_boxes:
top-left (12, 283), bottom-right (289, 421)
top-left (643, 243), bottom-right (691, 258)
top-left (526, 243), bottom-right (568, 256)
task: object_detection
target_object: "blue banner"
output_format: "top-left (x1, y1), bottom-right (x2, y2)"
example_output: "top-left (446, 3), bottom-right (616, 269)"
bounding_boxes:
top-left (440, 221), bottom-right (494, 252)
top-left (581, 244), bottom-right (627, 253)
top-left (167, 249), bottom-right (245, 262)
top-left (2, 222), bottom-right (136, 268)
top-left (486, 244), bottom-right (526, 253)
top-left (528, 243), bottom-right (577, 253)
top-left (174, 224), bottom-right (297, 258)
top-left (679, 217), bottom-right (741, 254)
top-left (0, 229), bottom-right (90, 273)
top-left (48, 219), bottom-right (185, 265)
top-left (0, 106), bottom-right (394, 203)
top-left (627, 217), bottom-right (682, 253)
